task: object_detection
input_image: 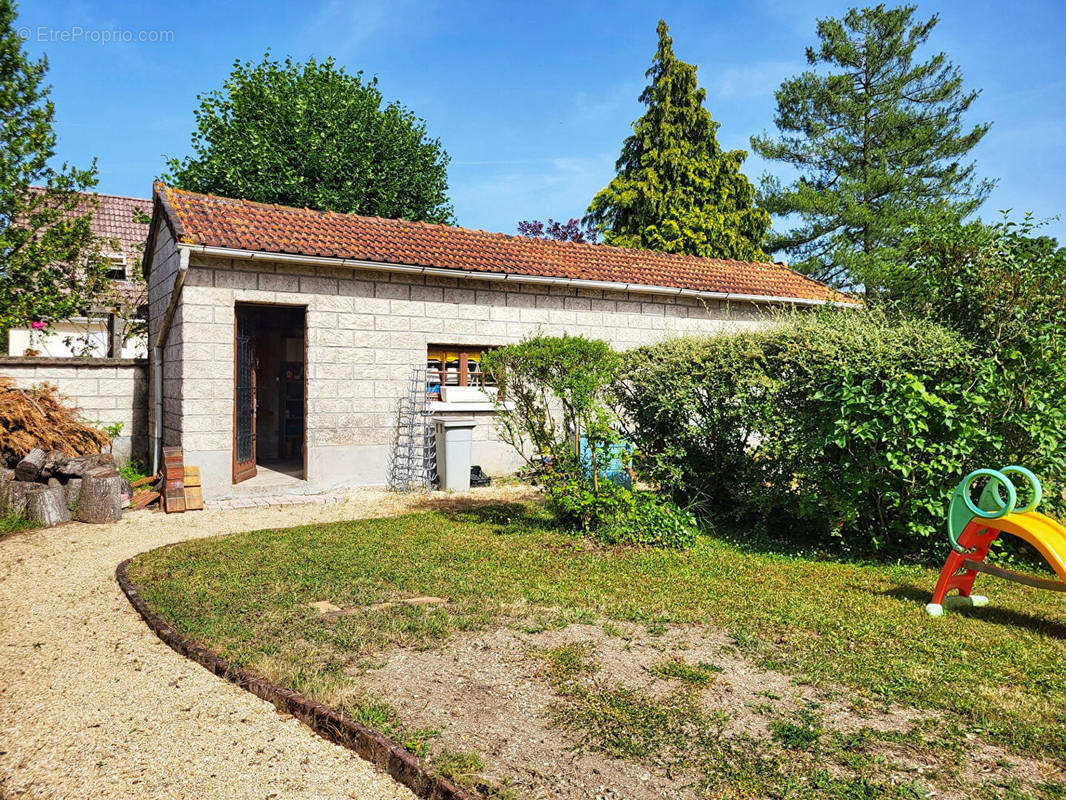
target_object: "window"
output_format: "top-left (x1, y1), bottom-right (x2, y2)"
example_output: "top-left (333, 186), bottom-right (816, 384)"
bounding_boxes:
top-left (104, 253), bottom-right (127, 280)
top-left (426, 346), bottom-right (497, 400)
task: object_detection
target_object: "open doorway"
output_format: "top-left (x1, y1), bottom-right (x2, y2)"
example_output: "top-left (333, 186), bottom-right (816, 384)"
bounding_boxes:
top-left (233, 303), bottom-right (306, 484)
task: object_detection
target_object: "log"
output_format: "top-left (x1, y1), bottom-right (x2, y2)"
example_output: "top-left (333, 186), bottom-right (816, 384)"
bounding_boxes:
top-left (0, 480), bottom-right (35, 516)
top-left (65, 477), bottom-right (83, 512)
top-left (75, 467), bottom-right (124, 524)
top-left (26, 485), bottom-right (71, 528)
top-left (55, 453), bottom-right (100, 478)
top-left (14, 448), bottom-right (47, 482)
top-left (40, 449), bottom-right (69, 480)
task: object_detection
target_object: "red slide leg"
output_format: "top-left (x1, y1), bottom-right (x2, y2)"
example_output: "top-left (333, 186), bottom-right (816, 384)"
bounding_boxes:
top-left (926, 521), bottom-right (998, 616)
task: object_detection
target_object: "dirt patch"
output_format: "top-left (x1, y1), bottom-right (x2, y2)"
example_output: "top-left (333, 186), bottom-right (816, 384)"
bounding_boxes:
top-left (353, 622), bottom-right (1062, 800)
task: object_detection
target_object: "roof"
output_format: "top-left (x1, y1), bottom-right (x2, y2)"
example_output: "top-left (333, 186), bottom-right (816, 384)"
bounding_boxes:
top-left (154, 183), bottom-right (850, 305)
top-left (29, 187), bottom-right (151, 262)
top-left (86, 192), bottom-right (151, 261)
top-left (28, 188), bottom-right (151, 310)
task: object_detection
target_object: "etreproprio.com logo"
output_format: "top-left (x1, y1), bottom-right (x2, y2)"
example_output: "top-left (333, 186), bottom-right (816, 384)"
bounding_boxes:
top-left (17, 26), bottom-right (175, 44)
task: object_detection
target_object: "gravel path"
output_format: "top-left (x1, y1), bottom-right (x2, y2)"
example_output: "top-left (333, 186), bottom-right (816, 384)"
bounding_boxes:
top-left (0, 485), bottom-right (532, 800)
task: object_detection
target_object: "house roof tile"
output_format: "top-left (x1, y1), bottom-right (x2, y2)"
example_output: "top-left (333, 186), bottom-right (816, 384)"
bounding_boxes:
top-left (156, 183), bottom-right (851, 304)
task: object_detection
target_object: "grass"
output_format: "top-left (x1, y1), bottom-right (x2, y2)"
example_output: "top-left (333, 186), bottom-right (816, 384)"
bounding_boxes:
top-left (125, 501), bottom-right (1066, 770)
top-left (118, 460), bottom-right (151, 484)
top-left (347, 693), bottom-right (440, 757)
top-left (0, 513), bottom-right (34, 537)
top-left (649, 656), bottom-right (723, 686)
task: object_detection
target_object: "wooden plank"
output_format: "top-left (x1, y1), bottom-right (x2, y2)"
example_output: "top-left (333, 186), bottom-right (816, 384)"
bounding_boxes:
top-left (183, 465), bottom-right (201, 487)
top-left (962, 559), bottom-right (1066, 593)
top-left (130, 472), bottom-right (160, 489)
top-left (183, 485), bottom-right (204, 511)
top-left (130, 490), bottom-right (160, 510)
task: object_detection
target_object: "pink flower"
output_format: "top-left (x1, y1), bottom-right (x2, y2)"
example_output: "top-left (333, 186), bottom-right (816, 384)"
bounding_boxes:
top-left (31, 321), bottom-right (46, 330)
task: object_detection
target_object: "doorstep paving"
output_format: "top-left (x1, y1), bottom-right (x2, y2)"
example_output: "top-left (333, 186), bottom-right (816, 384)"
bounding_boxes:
top-left (205, 492), bottom-right (346, 511)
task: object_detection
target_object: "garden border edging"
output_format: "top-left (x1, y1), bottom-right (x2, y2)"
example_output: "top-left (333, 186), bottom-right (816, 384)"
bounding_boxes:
top-left (115, 557), bottom-right (478, 800)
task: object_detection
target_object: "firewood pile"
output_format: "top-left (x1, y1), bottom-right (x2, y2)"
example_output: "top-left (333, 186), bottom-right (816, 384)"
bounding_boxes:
top-left (0, 375), bottom-right (205, 526)
top-left (0, 449), bottom-right (130, 527)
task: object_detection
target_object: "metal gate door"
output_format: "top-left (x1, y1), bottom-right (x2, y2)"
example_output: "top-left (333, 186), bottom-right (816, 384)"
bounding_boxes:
top-left (232, 309), bottom-right (257, 483)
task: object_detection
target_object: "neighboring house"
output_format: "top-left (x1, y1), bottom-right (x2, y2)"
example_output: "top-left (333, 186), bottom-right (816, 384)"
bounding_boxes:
top-left (143, 182), bottom-right (851, 499)
top-left (5, 191), bottom-right (150, 359)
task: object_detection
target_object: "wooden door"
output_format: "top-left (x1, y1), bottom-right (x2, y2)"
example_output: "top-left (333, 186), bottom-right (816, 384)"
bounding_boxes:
top-left (233, 309), bottom-right (257, 483)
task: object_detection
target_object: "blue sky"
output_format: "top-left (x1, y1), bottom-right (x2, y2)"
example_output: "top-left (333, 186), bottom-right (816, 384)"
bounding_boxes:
top-left (19, 0), bottom-right (1066, 243)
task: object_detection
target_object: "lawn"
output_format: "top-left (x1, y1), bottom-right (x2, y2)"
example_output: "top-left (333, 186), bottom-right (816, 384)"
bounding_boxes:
top-left (126, 502), bottom-right (1066, 799)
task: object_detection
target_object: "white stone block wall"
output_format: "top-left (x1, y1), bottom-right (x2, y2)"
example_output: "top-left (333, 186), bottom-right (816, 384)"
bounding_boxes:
top-left (0, 357), bottom-right (148, 465)
top-left (164, 251), bottom-right (774, 498)
top-left (145, 217), bottom-right (183, 447)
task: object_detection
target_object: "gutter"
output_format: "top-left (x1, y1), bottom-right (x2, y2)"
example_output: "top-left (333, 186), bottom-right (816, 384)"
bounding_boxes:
top-left (187, 244), bottom-right (856, 308)
top-left (150, 245), bottom-right (190, 473)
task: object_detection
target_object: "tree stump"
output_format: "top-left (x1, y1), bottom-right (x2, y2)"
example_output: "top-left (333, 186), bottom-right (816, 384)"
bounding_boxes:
top-left (26, 485), bottom-right (71, 528)
top-left (76, 467), bottom-right (123, 524)
top-left (64, 477), bottom-right (83, 512)
top-left (0, 480), bottom-right (34, 516)
top-left (14, 448), bottom-right (47, 482)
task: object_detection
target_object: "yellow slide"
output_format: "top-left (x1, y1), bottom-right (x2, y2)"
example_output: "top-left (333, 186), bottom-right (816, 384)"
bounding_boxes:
top-left (928, 467), bottom-right (1066, 615)
top-left (992, 512), bottom-right (1066, 584)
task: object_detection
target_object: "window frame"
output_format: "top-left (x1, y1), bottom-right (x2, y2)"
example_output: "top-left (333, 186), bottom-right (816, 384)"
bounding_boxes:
top-left (426, 345), bottom-right (497, 394)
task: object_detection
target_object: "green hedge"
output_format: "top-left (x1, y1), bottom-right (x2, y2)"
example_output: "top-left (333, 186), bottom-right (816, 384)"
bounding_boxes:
top-left (618, 311), bottom-right (1062, 558)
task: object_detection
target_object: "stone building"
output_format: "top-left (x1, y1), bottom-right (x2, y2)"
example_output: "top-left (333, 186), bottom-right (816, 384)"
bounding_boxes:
top-left (143, 183), bottom-right (848, 499)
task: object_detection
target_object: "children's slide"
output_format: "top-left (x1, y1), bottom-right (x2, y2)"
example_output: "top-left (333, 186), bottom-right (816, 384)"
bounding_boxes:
top-left (927, 466), bottom-right (1066, 616)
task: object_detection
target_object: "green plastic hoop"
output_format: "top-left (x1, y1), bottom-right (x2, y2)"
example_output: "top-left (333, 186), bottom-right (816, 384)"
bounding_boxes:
top-left (1000, 465), bottom-right (1042, 513)
top-left (962, 469), bottom-right (1017, 519)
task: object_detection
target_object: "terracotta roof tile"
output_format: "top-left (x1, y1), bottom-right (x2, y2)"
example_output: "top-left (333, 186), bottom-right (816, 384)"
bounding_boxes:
top-left (30, 187), bottom-right (151, 263)
top-left (156, 183), bottom-right (851, 304)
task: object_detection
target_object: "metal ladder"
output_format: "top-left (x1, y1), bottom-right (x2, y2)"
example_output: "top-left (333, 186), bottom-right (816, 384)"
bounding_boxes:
top-left (386, 367), bottom-right (438, 492)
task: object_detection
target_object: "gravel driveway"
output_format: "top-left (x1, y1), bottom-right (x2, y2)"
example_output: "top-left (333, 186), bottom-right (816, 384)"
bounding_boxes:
top-left (0, 486), bottom-right (531, 799)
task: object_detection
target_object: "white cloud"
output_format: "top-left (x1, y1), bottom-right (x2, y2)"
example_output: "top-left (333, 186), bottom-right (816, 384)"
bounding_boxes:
top-left (571, 80), bottom-right (644, 124)
top-left (293, 0), bottom-right (439, 58)
top-left (707, 60), bottom-right (800, 100)
top-left (449, 154), bottom-right (614, 232)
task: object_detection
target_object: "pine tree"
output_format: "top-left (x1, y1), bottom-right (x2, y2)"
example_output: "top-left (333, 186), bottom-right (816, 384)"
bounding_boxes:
top-left (751, 5), bottom-right (992, 287)
top-left (584, 20), bottom-right (769, 262)
top-left (0, 0), bottom-right (108, 334)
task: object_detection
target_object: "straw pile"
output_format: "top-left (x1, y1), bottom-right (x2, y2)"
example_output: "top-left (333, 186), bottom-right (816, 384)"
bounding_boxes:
top-left (0, 374), bottom-right (110, 466)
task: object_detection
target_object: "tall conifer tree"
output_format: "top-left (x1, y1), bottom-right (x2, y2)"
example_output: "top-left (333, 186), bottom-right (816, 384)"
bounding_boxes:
top-left (585, 21), bottom-right (769, 262)
top-left (752, 5), bottom-right (992, 287)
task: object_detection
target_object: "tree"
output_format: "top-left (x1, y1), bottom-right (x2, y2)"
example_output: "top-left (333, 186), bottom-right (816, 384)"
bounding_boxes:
top-left (584, 20), bottom-right (769, 262)
top-left (752, 5), bottom-right (992, 287)
top-left (884, 213), bottom-right (1066, 513)
top-left (0, 0), bottom-right (109, 335)
top-left (165, 54), bottom-right (453, 223)
top-left (517, 218), bottom-right (599, 244)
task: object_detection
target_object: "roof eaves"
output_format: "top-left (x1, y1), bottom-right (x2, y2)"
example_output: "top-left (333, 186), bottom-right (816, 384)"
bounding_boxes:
top-left (184, 242), bottom-right (853, 306)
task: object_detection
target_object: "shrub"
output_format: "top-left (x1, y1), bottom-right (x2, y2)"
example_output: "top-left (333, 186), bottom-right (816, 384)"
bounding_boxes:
top-left (599, 493), bottom-right (700, 550)
top-left (483, 335), bottom-right (629, 532)
top-left (619, 310), bottom-right (1005, 558)
top-left (483, 335), bottom-right (701, 549)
